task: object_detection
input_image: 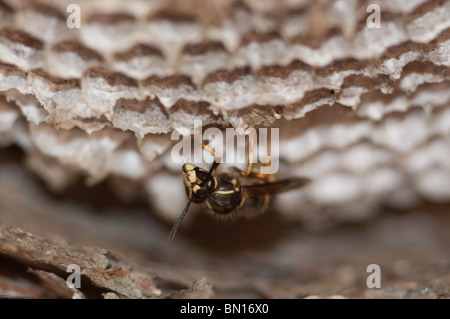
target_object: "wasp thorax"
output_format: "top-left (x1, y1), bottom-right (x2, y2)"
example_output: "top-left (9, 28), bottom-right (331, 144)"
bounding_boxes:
top-left (182, 163), bottom-right (217, 203)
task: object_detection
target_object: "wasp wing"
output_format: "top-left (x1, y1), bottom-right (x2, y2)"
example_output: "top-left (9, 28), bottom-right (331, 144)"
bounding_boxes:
top-left (241, 177), bottom-right (310, 197)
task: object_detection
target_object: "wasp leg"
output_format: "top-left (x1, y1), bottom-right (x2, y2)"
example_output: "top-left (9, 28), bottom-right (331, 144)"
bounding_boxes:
top-left (237, 130), bottom-right (275, 181)
top-left (240, 129), bottom-right (255, 177)
top-left (258, 155), bottom-right (276, 181)
top-left (195, 134), bottom-right (222, 163)
top-left (201, 140), bottom-right (218, 158)
top-left (236, 159), bottom-right (273, 180)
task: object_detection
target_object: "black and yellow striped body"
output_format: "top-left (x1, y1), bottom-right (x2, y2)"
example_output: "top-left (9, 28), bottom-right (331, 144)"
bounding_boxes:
top-left (207, 173), bottom-right (272, 216)
top-left (206, 173), bottom-right (244, 215)
top-left (171, 161), bottom-right (309, 241)
top-left (182, 164), bottom-right (271, 217)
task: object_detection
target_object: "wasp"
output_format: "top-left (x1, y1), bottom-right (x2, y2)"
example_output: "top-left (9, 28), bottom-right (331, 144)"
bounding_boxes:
top-left (169, 139), bottom-right (310, 241)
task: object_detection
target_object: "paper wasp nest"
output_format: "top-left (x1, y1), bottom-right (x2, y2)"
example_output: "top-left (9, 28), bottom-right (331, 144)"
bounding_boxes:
top-left (0, 0), bottom-right (449, 299)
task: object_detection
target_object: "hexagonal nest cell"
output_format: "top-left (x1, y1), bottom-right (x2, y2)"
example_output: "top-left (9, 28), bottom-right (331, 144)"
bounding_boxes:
top-left (0, 0), bottom-right (450, 299)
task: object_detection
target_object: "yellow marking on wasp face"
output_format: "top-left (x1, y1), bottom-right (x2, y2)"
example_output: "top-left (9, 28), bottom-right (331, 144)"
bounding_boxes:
top-left (186, 171), bottom-right (197, 183)
top-left (183, 163), bottom-right (197, 184)
top-left (231, 178), bottom-right (237, 185)
top-left (193, 184), bottom-right (201, 193)
top-left (213, 177), bottom-right (218, 189)
top-left (183, 163), bottom-right (195, 171)
top-left (214, 189), bottom-right (235, 195)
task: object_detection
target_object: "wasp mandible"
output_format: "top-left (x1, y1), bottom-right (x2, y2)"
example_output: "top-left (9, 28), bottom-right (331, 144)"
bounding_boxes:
top-left (169, 134), bottom-right (310, 241)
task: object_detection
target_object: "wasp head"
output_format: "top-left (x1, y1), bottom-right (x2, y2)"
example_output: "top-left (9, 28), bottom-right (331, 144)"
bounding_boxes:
top-left (182, 163), bottom-right (217, 203)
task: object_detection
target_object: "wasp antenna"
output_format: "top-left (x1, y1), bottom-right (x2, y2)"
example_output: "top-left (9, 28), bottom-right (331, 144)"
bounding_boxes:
top-left (169, 199), bottom-right (193, 242)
